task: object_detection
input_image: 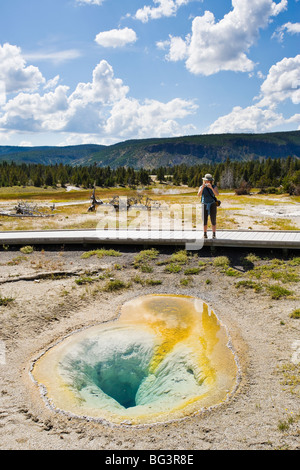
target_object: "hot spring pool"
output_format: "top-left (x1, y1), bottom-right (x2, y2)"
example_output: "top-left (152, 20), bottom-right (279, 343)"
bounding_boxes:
top-left (31, 294), bottom-right (239, 425)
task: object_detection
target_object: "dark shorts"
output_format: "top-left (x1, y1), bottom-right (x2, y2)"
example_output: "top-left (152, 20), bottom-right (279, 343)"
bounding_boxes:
top-left (202, 202), bottom-right (217, 226)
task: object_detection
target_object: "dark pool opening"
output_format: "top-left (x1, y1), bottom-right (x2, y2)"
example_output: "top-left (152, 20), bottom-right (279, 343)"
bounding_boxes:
top-left (79, 353), bottom-right (149, 409)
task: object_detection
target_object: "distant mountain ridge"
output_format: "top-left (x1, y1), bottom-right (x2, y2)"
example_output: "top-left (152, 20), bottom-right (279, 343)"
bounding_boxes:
top-left (0, 131), bottom-right (299, 169)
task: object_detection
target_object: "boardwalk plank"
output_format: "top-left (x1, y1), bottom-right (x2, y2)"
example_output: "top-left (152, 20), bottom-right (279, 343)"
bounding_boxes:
top-left (0, 229), bottom-right (299, 249)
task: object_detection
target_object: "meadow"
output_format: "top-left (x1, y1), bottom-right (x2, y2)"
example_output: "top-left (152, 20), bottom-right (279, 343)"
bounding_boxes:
top-left (0, 184), bottom-right (299, 232)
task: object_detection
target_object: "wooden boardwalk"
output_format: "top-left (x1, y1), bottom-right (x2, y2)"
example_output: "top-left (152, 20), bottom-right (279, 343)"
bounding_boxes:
top-left (0, 229), bottom-right (300, 250)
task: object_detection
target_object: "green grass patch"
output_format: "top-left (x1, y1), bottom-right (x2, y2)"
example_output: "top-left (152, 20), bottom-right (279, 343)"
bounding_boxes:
top-left (270, 270), bottom-right (299, 283)
top-left (198, 260), bottom-right (207, 267)
top-left (235, 280), bottom-right (263, 292)
top-left (132, 275), bottom-right (162, 286)
top-left (139, 264), bottom-right (153, 273)
top-left (103, 279), bottom-right (128, 292)
top-left (20, 245), bottom-right (34, 254)
top-left (146, 279), bottom-right (162, 285)
top-left (7, 255), bottom-right (28, 266)
top-left (0, 295), bottom-right (14, 306)
top-left (75, 276), bottom-right (96, 285)
top-left (164, 263), bottom-right (182, 273)
top-left (290, 308), bottom-right (300, 319)
top-left (224, 267), bottom-right (241, 277)
top-left (278, 363), bottom-right (300, 397)
top-left (264, 218), bottom-right (297, 231)
top-left (81, 248), bottom-right (121, 259)
top-left (180, 277), bottom-right (193, 286)
top-left (247, 261), bottom-right (299, 284)
top-left (288, 257), bottom-right (300, 266)
top-left (266, 284), bottom-right (293, 299)
top-left (213, 256), bottom-right (230, 268)
top-left (133, 248), bottom-right (159, 267)
top-left (183, 267), bottom-right (201, 275)
top-left (169, 249), bottom-right (189, 265)
top-left (244, 253), bottom-right (261, 263)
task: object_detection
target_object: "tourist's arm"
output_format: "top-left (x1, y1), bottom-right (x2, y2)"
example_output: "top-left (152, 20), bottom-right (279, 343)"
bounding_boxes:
top-left (197, 185), bottom-right (205, 197)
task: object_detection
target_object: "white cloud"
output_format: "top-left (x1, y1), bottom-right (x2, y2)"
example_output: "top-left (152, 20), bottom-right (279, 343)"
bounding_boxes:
top-left (258, 55), bottom-right (300, 107)
top-left (76, 0), bottom-right (105, 5)
top-left (208, 54), bottom-right (300, 134)
top-left (208, 105), bottom-right (285, 134)
top-left (0, 85), bottom-right (70, 132)
top-left (95, 28), bottom-right (137, 48)
top-left (69, 60), bottom-right (129, 105)
top-left (24, 49), bottom-right (81, 64)
top-left (164, 0), bottom-right (288, 75)
top-left (272, 21), bottom-right (300, 41)
top-left (105, 97), bottom-right (197, 139)
top-left (44, 75), bottom-right (60, 91)
top-left (167, 36), bottom-right (189, 61)
top-left (282, 22), bottom-right (300, 34)
top-left (134, 0), bottom-right (191, 23)
top-left (0, 43), bottom-right (45, 93)
top-left (19, 141), bottom-right (34, 147)
top-left (0, 58), bottom-right (197, 141)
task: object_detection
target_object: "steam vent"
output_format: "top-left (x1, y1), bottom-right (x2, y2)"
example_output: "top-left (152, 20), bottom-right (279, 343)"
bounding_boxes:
top-left (31, 294), bottom-right (239, 425)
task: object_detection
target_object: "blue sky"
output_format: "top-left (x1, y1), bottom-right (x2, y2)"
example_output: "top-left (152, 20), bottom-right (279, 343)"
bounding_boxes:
top-left (0, 0), bottom-right (299, 147)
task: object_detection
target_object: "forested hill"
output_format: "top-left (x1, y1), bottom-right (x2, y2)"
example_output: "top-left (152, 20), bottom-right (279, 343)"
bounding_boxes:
top-left (0, 131), bottom-right (299, 169)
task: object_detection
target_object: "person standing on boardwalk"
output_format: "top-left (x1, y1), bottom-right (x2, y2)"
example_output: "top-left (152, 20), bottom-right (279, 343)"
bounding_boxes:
top-left (197, 173), bottom-right (219, 239)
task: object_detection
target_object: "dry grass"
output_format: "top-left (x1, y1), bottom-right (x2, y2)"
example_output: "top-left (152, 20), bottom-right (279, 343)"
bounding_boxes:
top-left (1, 187), bottom-right (299, 231)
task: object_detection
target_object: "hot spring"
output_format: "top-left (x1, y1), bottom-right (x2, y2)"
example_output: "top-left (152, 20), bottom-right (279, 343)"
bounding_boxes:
top-left (31, 294), bottom-right (239, 425)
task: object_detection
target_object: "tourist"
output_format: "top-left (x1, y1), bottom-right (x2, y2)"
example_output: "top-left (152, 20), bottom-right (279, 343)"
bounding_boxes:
top-left (197, 173), bottom-right (219, 239)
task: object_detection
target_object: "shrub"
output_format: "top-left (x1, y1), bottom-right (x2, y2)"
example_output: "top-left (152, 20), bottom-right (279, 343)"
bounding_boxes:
top-left (235, 181), bottom-right (251, 195)
top-left (169, 250), bottom-right (188, 265)
top-left (290, 308), bottom-right (300, 319)
top-left (213, 256), bottom-right (230, 268)
top-left (20, 245), bottom-right (33, 254)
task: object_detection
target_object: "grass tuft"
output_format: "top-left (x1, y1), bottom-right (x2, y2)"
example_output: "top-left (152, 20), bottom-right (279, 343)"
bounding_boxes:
top-left (266, 284), bottom-right (293, 300)
top-left (0, 295), bottom-right (14, 306)
top-left (290, 308), bottom-right (300, 319)
top-left (213, 256), bottom-right (230, 268)
top-left (103, 279), bottom-right (128, 292)
top-left (20, 245), bottom-right (34, 254)
top-left (81, 248), bottom-right (121, 259)
top-left (235, 280), bottom-right (263, 292)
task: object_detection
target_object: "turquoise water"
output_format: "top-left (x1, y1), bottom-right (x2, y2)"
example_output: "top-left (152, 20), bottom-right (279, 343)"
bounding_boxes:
top-left (32, 295), bottom-right (239, 425)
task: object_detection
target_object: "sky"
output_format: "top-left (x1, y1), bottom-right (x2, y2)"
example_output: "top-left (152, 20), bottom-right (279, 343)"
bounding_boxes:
top-left (0, 0), bottom-right (299, 148)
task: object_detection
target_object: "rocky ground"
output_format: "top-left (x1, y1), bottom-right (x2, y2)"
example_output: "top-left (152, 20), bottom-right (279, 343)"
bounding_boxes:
top-left (0, 244), bottom-right (299, 450)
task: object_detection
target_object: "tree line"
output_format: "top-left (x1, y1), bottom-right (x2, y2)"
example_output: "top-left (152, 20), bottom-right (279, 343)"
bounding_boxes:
top-left (0, 156), bottom-right (299, 194)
